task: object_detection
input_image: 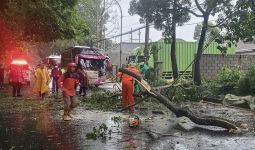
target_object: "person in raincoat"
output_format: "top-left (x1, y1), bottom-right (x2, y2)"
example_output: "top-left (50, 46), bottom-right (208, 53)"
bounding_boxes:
top-left (115, 63), bottom-right (141, 113)
top-left (139, 62), bottom-right (149, 79)
top-left (58, 63), bottom-right (80, 121)
top-left (33, 63), bottom-right (51, 101)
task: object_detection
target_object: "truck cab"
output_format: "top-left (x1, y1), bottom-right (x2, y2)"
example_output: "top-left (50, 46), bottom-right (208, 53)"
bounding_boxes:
top-left (61, 46), bottom-right (112, 86)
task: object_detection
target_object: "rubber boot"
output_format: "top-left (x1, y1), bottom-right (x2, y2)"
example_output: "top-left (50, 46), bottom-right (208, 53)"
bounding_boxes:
top-left (67, 108), bottom-right (74, 118)
top-left (63, 109), bottom-right (72, 121)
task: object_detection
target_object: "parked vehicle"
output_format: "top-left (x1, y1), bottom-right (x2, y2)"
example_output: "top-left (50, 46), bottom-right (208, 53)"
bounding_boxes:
top-left (127, 55), bottom-right (146, 64)
top-left (10, 59), bottom-right (31, 85)
top-left (61, 46), bottom-right (112, 86)
top-left (45, 55), bottom-right (61, 68)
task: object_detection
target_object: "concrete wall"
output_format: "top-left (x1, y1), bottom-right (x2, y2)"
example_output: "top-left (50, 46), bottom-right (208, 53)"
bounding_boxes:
top-left (200, 54), bottom-right (255, 80)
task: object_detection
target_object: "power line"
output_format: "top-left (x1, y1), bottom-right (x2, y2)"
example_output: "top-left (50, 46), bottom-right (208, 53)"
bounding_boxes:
top-left (99, 0), bottom-right (244, 45)
top-left (94, 24), bottom-right (152, 43)
top-left (122, 22), bottom-right (142, 29)
top-left (95, 19), bottom-right (218, 44)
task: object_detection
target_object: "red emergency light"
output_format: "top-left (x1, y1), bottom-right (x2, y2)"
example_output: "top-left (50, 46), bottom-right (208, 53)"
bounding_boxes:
top-left (11, 59), bottom-right (28, 65)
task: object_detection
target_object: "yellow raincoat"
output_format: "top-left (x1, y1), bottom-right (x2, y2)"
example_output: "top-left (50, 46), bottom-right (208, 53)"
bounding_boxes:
top-left (33, 67), bottom-right (51, 94)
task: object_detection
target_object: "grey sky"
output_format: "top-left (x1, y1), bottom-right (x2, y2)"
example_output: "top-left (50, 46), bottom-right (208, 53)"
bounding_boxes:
top-left (106, 0), bottom-right (204, 42)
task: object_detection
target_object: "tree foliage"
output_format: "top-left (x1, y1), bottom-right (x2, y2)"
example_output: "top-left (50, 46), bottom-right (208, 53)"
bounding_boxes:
top-left (129, 0), bottom-right (156, 64)
top-left (129, 0), bottom-right (190, 38)
top-left (129, 0), bottom-right (157, 22)
top-left (238, 65), bottom-right (255, 95)
top-left (78, 0), bottom-right (110, 37)
top-left (181, 0), bottom-right (254, 85)
top-left (193, 22), bottom-right (220, 41)
top-left (219, 0), bottom-right (255, 42)
top-left (182, 0), bottom-right (233, 85)
top-left (78, 0), bottom-right (116, 49)
top-left (152, 0), bottom-right (191, 38)
top-left (129, 0), bottom-right (253, 83)
top-left (129, 0), bottom-right (191, 79)
top-left (0, 0), bottom-right (89, 43)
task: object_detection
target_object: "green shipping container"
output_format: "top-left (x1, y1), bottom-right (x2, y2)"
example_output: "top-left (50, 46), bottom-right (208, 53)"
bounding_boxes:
top-left (149, 42), bottom-right (236, 73)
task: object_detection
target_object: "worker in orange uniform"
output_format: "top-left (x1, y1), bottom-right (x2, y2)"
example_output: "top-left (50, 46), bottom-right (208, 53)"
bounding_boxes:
top-left (58, 63), bottom-right (80, 121)
top-left (116, 63), bottom-right (141, 113)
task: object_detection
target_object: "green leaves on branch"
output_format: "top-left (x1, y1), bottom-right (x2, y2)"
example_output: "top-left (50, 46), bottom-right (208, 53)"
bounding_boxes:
top-left (129, 0), bottom-right (191, 38)
top-left (218, 0), bottom-right (255, 42)
top-left (86, 123), bottom-right (112, 140)
top-left (194, 22), bottom-right (220, 42)
top-left (238, 65), bottom-right (255, 95)
top-left (216, 66), bottom-right (242, 87)
top-left (1, 0), bottom-right (90, 42)
top-left (84, 90), bottom-right (120, 111)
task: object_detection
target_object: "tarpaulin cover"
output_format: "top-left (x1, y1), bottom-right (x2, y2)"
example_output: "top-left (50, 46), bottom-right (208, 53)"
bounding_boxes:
top-left (223, 94), bottom-right (255, 110)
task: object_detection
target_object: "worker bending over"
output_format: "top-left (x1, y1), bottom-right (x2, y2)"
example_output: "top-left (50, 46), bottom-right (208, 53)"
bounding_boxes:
top-left (116, 63), bottom-right (141, 113)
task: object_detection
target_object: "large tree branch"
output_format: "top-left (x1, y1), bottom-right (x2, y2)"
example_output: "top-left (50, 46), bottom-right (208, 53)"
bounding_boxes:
top-left (208, 16), bottom-right (230, 28)
top-left (195, 0), bottom-right (206, 14)
top-left (119, 68), bottom-right (239, 131)
top-left (208, 17), bottom-right (229, 28)
top-left (177, 5), bottom-right (203, 17)
top-left (208, 5), bottom-right (241, 28)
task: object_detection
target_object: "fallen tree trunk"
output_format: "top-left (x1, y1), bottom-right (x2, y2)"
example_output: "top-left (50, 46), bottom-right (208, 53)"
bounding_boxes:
top-left (150, 90), bottom-right (237, 130)
top-left (119, 68), bottom-right (238, 130)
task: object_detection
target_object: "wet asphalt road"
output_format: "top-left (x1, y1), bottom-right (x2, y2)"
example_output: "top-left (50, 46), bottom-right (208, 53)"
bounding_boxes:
top-left (1, 84), bottom-right (255, 150)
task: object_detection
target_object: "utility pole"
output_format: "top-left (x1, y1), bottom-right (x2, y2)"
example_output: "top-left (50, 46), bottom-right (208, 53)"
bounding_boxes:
top-left (112, 0), bottom-right (123, 67)
top-left (144, 19), bottom-right (150, 64)
top-left (103, 0), bottom-right (106, 50)
top-left (96, 11), bottom-right (98, 47)
top-left (96, 0), bottom-right (99, 48)
top-left (103, 25), bottom-right (106, 50)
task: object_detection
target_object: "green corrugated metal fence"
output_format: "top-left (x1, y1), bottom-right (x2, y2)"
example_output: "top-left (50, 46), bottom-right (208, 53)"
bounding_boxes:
top-left (149, 42), bottom-right (235, 73)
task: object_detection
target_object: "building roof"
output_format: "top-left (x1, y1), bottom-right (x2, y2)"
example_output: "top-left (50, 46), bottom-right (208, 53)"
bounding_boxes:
top-left (236, 41), bottom-right (255, 51)
top-left (236, 41), bottom-right (255, 55)
top-left (106, 42), bottom-right (144, 54)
